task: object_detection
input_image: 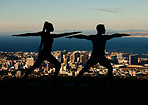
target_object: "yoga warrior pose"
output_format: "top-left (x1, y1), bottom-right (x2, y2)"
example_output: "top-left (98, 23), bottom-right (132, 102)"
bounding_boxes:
top-left (67, 24), bottom-right (130, 83)
top-left (13, 21), bottom-right (80, 80)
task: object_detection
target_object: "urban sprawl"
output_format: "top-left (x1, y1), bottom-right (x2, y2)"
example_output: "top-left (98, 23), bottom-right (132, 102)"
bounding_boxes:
top-left (0, 50), bottom-right (148, 80)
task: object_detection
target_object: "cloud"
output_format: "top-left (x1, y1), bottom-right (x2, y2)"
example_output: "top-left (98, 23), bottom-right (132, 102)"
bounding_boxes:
top-left (92, 8), bottom-right (121, 12)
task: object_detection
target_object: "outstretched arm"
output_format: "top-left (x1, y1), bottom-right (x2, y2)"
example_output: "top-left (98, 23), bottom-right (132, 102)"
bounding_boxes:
top-left (52, 31), bottom-right (81, 38)
top-left (107, 33), bottom-right (130, 40)
top-left (12, 31), bottom-right (42, 37)
top-left (66, 34), bottom-right (92, 40)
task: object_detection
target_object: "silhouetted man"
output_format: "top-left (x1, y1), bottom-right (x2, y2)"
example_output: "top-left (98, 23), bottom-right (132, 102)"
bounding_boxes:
top-left (67, 24), bottom-right (130, 83)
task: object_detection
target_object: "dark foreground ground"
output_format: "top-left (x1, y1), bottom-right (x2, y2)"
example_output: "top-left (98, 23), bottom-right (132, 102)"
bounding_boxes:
top-left (0, 76), bottom-right (148, 105)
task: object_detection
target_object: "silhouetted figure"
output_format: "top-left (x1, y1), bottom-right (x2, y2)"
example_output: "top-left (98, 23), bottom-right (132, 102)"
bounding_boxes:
top-left (67, 24), bottom-right (130, 84)
top-left (13, 21), bottom-right (80, 82)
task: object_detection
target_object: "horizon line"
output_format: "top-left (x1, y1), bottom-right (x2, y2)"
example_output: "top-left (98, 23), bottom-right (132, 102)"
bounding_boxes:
top-left (1, 29), bottom-right (148, 34)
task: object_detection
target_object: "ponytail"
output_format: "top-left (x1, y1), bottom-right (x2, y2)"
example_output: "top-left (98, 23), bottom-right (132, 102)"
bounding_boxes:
top-left (42, 21), bottom-right (48, 32)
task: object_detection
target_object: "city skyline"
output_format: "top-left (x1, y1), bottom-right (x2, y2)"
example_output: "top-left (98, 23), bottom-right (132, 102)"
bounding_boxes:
top-left (0, 0), bottom-right (148, 33)
top-left (0, 50), bottom-right (147, 79)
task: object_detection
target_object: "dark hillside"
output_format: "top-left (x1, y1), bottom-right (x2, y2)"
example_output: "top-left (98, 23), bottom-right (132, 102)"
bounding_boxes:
top-left (1, 76), bottom-right (147, 105)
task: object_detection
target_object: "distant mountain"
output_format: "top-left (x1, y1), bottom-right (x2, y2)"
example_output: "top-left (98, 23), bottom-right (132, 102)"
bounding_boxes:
top-left (116, 29), bottom-right (148, 32)
top-left (1, 29), bottom-right (148, 36)
top-left (81, 29), bottom-right (148, 36)
top-left (0, 31), bottom-right (37, 36)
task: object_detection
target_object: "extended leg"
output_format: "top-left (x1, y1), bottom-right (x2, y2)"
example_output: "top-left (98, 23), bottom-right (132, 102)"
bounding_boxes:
top-left (23, 57), bottom-right (44, 79)
top-left (46, 54), bottom-right (61, 78)
top-left (99, 57), bottom-right (113, 83)
top-left (77, 58), bottom-right (96, 79)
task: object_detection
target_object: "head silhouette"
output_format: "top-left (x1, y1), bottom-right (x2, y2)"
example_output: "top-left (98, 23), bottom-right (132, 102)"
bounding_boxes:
top-left (96, 24), bottom-right (106, 34)
top-left (43, 21), bottom-right (54, 32)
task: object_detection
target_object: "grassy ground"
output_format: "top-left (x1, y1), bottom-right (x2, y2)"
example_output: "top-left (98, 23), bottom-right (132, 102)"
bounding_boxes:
top-left (0, 76), bottom-right (148, 105)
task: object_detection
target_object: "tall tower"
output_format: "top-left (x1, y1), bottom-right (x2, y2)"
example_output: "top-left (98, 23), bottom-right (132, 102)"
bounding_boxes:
top-left (61, 50), bottom-right (68, 63)
top-left (26, 57), bottom-right (34, 68)
top-left (46, 62), bottom-right (49, 71)
top-left (129, 54), bottom-right (138, 65)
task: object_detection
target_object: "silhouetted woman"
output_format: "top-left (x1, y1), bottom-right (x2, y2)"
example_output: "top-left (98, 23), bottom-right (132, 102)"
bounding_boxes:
top-left (13, 21), bottom-right (80, 80)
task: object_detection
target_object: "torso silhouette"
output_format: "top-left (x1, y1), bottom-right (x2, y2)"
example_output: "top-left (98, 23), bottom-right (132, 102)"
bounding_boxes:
top-left (41, 32), bottom-right (54, 53)
top-left (90, 35), bottom-right (108, 57)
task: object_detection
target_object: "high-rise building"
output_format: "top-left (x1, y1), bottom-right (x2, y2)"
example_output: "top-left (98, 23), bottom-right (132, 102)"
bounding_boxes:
top-left (70, 51), bottom-right (80, 62)
top-left (46, 62), bottom-right (49, 71)
top-left (129, 54), bottom-right (138, 65)
top-left (117, 53), bottom-right (123, 60)
top-left (26, 57), bottom-right (34, 67)
top-left (14, 63), bottom-right (19, 70)
top-left (88, 52), bottom-right (92, 59)
top-left (15, 70), bottom-right (21, 78)
top-left (80, 53), bottom-right (88, 65)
